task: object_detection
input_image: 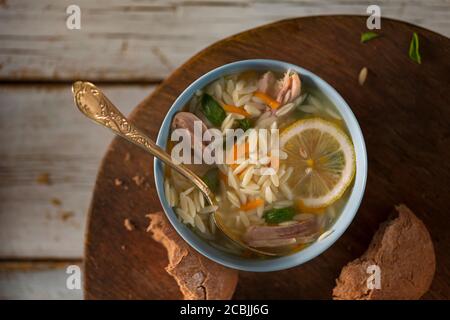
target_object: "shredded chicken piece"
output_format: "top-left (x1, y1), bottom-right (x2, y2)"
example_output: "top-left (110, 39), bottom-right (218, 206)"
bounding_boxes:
top-left (243, 218), bottom-right (318, 248)
top-left (257, 71), bottom-right (302, 105)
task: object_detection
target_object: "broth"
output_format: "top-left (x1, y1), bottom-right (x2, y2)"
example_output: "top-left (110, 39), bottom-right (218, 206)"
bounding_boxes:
top-left (164, 69), bottom-right (355, 257)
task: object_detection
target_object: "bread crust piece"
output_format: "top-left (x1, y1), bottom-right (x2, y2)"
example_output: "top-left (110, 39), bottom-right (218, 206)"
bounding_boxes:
top-left (333, 204), bottom-right (436, 300)
top-left (146, 211), bottom-right (238, 300)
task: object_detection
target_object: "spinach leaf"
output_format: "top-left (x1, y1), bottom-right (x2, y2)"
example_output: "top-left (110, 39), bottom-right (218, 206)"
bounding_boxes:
top-left (236, 118), bottom-right (252, 132)
top-left (201, 94), bottom-right (226, 126)
top-left (263, 207), bottom-right (296, 224)
top-left (361, 31), bottom-right (379, 43)
top-left (409, 32), bottom-right (421, 64)
top-left (202, 168), bottom-right (220, 193)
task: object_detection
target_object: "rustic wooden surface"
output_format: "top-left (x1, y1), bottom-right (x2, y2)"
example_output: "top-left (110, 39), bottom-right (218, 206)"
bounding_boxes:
top-left (84, 16), bottom-right (450, 299)
top-left (1, 1), bottom-right (449, 81)
top-left (0, 1), bottom-right (449, 300)
top-left (0, 261), bottom-right (83, 300)
top-left (0, 85), bottom-right (152, 258)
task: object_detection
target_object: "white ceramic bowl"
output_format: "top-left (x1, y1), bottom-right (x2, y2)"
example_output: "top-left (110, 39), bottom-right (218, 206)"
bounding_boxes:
top-left (154, 59), bottom-right (367, 271)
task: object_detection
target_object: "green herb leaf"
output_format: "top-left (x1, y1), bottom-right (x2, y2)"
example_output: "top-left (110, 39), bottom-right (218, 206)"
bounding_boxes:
top-left (201, 94), bottom-right (226, 127)
top-left (409, 32), bottom-right (421, 64)
top-left (361, 31), bottom-right (379, 43)
top-left (236, 118), bottom-right (252, 132)
top-left (263, 207), bottom-right (296, 224)
top-left (202, 168), bottom-right (220, 193)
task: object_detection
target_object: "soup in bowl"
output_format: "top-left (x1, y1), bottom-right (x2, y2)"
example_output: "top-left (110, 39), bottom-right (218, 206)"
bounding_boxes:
top-left (155, 59), bottom-right (367, 271)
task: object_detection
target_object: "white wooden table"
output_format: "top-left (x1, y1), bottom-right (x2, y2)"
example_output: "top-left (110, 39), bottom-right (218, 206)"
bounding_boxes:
top-left (0, 0), bottom-right (449, 300)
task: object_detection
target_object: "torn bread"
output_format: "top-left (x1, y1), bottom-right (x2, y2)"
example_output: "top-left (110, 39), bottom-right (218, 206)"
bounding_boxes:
top-left (333, 204), bottom-right (435, 300)
top-left (146, 211), bottom-right (238, 300)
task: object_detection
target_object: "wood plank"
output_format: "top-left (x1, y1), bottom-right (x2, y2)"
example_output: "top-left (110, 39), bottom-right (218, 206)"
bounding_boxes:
top-left (0, 261), bottom-right (83, 299)
top-left (0, 0), bottom-right (449, 81)
top-left (0, 84), bottom-right (153, 258)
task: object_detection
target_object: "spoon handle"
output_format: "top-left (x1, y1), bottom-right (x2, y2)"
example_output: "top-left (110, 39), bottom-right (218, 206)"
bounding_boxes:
top-left (71, 81), bottom-right (213, 201)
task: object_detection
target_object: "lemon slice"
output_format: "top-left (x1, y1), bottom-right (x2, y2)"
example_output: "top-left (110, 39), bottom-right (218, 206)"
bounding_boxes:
top-left (280, 118), bottom-right (355, 209)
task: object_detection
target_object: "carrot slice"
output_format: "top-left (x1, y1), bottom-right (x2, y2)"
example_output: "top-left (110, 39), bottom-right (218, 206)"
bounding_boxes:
top-left (223, 104), bottom-right (251, 117)
top-left (240, 198), bottom-right (264, 211)
top-left (253, 91), bottom-right (280, 110)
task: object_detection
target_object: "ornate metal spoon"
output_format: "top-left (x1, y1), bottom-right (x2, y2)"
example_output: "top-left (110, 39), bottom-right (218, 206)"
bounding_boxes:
top-left (72, 81), bottom-right (277, 257)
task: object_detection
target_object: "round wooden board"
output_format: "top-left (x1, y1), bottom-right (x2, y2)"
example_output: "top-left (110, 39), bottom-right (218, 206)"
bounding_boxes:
top-left (84, 16), bottom-right (450, 299)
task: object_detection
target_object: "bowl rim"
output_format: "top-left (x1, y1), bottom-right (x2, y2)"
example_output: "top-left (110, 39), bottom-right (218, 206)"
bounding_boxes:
top-left (154, 59), bottom-right (367, 272)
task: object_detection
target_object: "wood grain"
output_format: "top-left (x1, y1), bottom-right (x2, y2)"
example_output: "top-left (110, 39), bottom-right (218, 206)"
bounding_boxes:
top-left (0, 85), bottom-right (152, 258)
top-left (1, 0), bottom-right (449, 81)
top-left (84, 16), bottom-right (450, 299)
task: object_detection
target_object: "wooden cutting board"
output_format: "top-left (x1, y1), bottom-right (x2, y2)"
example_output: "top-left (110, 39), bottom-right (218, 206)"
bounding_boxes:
top-left (84, 16), bottom-right (450, 299)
